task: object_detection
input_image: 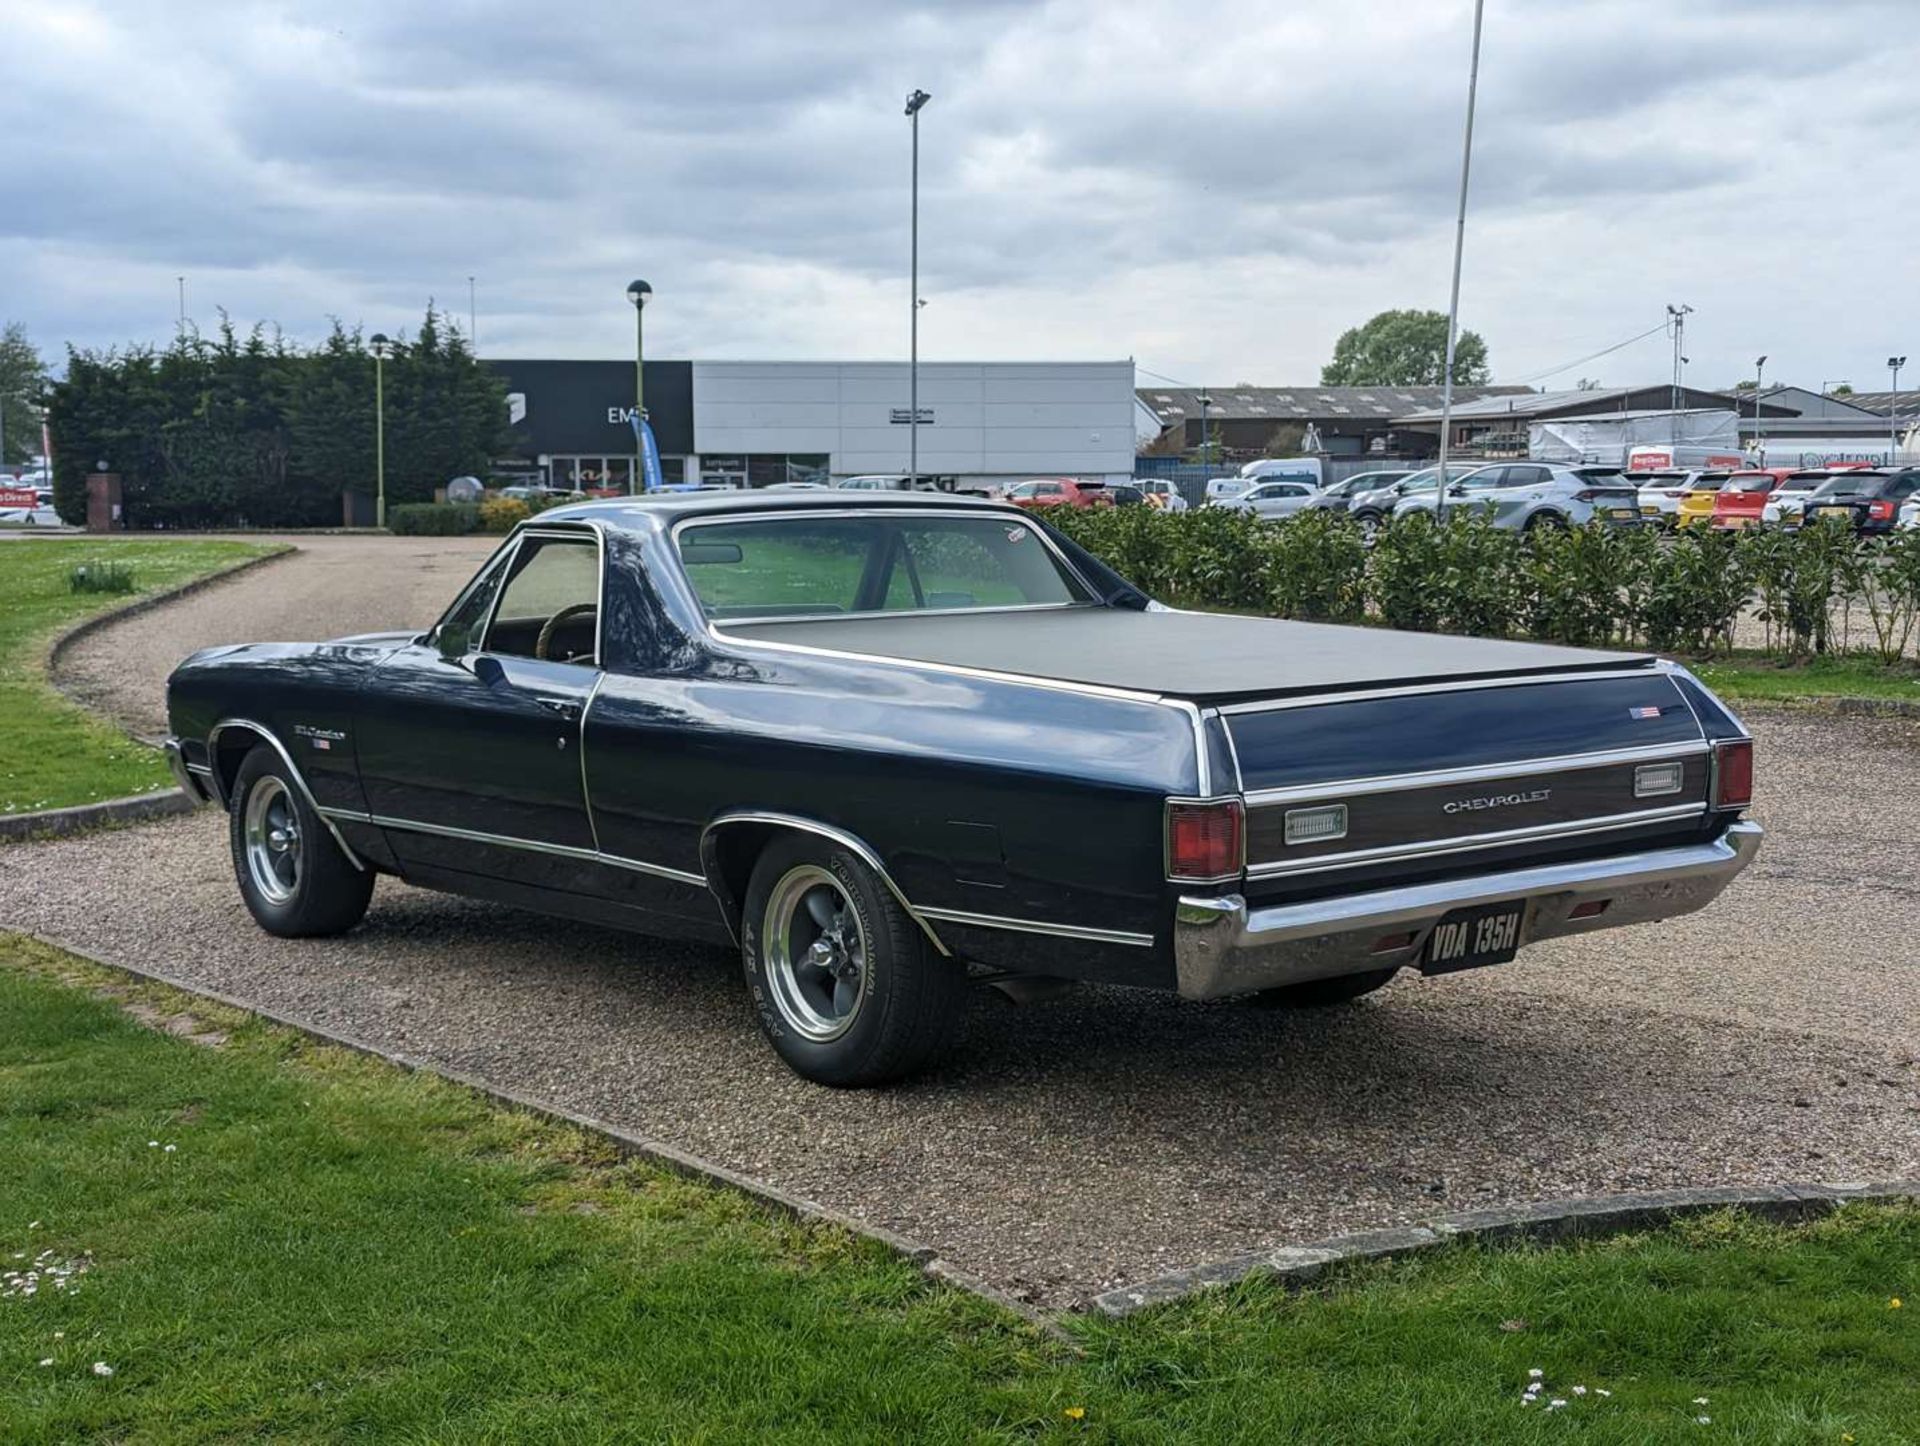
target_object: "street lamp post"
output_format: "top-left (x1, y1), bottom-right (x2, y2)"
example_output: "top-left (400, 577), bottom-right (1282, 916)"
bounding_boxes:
top-left (627, 280), bottom-right (652, 495)
top-left (905, 89), bottom-right (931, 488)
top-left (1890, 355), bottom-right (1907, 464)
top-left (370, 333), bottom-right (390, 528)
top-left (1752, 355), bottom-right (1767, 463)
top-left (1197, 391), bottom-right (1212, 471)
top-left (1433, 0), bottom-right (1487, 523)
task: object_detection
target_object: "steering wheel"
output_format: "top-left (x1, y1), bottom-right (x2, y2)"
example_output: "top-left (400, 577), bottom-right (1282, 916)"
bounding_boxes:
top-left (535, 603), bottom-right (598, 662)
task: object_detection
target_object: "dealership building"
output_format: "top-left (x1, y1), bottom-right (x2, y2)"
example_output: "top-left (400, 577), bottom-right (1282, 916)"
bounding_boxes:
top-left (484, 359), bottom-right (1138, 491)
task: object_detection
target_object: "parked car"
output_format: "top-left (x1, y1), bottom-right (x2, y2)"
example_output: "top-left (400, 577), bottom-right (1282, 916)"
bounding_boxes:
top-left (1800, 468), bottom-right (1920, 535)
top-left (1346, 463), bottom-right (1494, 535)
top-left (1898, 495), bottom-right (1919, 532)
top-left (835, 475), bottom-right (940, 492)
top-left (1675, 472), bottom-right (1743, 529)
top-left (1709, 471), bottom-right (1791, 530)
top-left (1204, 476), bottom-right (1252, 503)
top-left (1634, 470), bottom-right (1707, 526)
top-left (1754, 471), bottom-right (1838, 528)
top-left (1237, 456), bottom-right (1326, 488)
top-left (1005, 478), bottom-right (1112, 509)
top-left (1135, 478), bottom-right (1189, 512)
top-left (1301, 471), bottom-right (1413, 516)
top-left (1393, 464), bottom-right (1641, 531)
top-left (163, 491), bottom-right (1760, 1085)
top-left (1211, 479), bottom-right (1319, 519)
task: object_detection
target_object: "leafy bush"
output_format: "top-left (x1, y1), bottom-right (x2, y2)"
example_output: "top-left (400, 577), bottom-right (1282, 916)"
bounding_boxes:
top-left (1520, 521), bottom-right (1653, 648)
top-left (1845, 529), bottom-right (1920, 665)
top-left (1747, 516), bottom-right (1854, 657)
top-left (1641, 528), bottom-right (1750, 655)
top-left (1262, 509), bottom-right (1368, 622)
top-left (479, 496), bottom-right (531, 533)
top-left (388, 503), bottom-right (481, 536)
top-left (68, 559), bottom-right (136, 594)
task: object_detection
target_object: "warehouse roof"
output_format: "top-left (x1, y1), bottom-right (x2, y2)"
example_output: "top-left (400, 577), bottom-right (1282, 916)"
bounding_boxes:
top-left (1134, 384), bottom-right (1529, 425)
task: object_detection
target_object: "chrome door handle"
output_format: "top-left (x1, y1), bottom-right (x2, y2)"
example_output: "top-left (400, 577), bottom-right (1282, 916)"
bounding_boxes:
top-left (536, 697), bottom-right (582, 721)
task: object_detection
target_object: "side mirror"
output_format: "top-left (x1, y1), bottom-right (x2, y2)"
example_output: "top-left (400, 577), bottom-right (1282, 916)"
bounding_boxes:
top-left (473, 654), bottom-right (506, 687)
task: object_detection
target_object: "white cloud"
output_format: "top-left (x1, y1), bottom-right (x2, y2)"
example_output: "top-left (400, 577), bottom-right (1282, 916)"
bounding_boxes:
top-left (0, 0), bottom-right (1913, 391)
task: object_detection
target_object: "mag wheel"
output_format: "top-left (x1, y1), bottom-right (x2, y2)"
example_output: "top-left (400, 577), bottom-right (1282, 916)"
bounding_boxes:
top-left (741, 834), bottom-right (967, 1086)
top-left (228, 746), bottom-right (374, 938)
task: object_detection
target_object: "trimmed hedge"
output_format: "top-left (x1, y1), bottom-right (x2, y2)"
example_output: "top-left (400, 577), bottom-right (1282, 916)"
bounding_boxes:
top-left (1044, 506), bottom-right (1920, 663)
top-left (388, 503), bottom-right (481, 536)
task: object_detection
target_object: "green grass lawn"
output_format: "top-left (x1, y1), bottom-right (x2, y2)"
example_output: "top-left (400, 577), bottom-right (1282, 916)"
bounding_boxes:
top-left (2, 936), bottom-right (1913, 1443)
top-left (0, 538), bottom-right (275, 816)
top-left (1694, 651), bottom-right (1920, 706)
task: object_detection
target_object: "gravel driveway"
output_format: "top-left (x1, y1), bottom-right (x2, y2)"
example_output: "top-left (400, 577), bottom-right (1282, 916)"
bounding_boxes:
top-left (11, 533), bottom-right (1920, 1306)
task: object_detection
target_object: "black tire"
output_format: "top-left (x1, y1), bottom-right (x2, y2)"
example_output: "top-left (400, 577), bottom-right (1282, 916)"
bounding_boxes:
top-left (1524, 510), bottom-right (1568, 532)
top-left (1247, 966), bottom-right (1399, 1009)
top-left (228, 746), bottom-right (374, 937)
top-left (740, 833), bottom-right (967, 1087)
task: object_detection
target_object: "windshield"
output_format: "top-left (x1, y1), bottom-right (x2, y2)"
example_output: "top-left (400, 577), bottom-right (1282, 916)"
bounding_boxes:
top-left (677, 513), bottom-right (1094, 621)
top-left (1809, 476), bottom-right (1860, 497)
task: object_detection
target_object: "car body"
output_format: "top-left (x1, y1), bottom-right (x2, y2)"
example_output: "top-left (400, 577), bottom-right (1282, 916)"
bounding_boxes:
top-left (1634, 470), bottom-right (1709, 525)
top-left (1299, 470), bottom-right (1412, 516)
top-left (1752, 471), bottom-right (1839, 528)
top-left (834, 475), bottom-right (940, 492)
top-left (1210, 479), bottom-right (1319, 519)
top-left (1106, 483), bottom-right (1148, 507)
top-left (1345, 463), bottom-right (1494, 534)
top-left (1393, 464), bottom-right (1641, 531)
top-left (501, 485), bottom-right (585, 504)
top-left (1134, 478), bottom-right (1189, 512)
top-left (164, 491), bottom-right (1760, 1086)
top-left (1897, 496), bottom-right (1919, 531)
top-left (1005, 478), bottom-right (1112, 510)
top-left (1799, 468), bottom-right (1920, 535)
top-left (1204, 476), bottom-right (1252, 503)
top-left (1675, 472), bottom-right (1745, 529)
top-left (1709, 471), bottom-right (1793, 530)
top-left (1237, 456), bottom-right (1326, 489)
top-left (0, 504), bottom-right (62, 526)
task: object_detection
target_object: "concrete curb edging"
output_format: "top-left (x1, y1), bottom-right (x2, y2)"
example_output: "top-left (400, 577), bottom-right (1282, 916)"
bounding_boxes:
top-left (1090, 1180), bottom-right (1920, 1317)
top-left (0, 789), bottom-right (194, 843)
top-left (16, 932), bottom-right (1075, 1345)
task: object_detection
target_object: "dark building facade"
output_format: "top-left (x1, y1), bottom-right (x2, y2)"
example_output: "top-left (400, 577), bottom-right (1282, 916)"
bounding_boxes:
top-left (485, 360), bottom-right (695, 489)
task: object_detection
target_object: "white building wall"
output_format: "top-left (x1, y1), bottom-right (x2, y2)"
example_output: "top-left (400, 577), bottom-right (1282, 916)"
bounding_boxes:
top-left (691, 360), bottom-right (1137, 483)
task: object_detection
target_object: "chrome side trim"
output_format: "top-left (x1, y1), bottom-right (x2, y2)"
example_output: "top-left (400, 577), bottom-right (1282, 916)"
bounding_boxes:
top-left (1174, 821), bottom-right (1763, 1000)
top-left (1241, 741), bottom-right (1710, 809)
top-left (1243, 801), bottom-right (1708, 879)
top-left (207, 718), bottom-right (367, 871)
top-left (915, 906), bottom-right (1154, 948)
top-left (317, 807), bottom-right (708, 888)
top-left (1215, 666), bottom-right (1667, 715)
top-left (698, 809), bottom-right (952, 956)
top-left (577, 670), bottom-right (609, 855)
top-left (714, 600), bottom-right (1086, 628)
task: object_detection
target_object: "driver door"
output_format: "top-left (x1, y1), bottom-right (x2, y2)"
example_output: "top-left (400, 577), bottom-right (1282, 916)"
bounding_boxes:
top-left (353, 527), bottom-right (602, 881)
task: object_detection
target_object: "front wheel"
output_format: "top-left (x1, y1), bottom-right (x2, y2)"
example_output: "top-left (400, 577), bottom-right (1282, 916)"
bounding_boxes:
top-left (228, 746), bottom-right (373, 937)
top-left (741, 834), bottom-right (967, 1086)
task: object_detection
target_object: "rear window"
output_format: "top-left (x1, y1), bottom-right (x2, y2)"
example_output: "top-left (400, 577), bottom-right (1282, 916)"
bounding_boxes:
top-left (677, 514), bottom-right (1093, 620)
top-left (1724, 476), bottom-right (1774, 493)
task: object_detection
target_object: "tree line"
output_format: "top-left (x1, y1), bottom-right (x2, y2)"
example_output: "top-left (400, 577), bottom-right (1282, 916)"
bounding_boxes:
top-left (44, 306), bottom-right (509, 528)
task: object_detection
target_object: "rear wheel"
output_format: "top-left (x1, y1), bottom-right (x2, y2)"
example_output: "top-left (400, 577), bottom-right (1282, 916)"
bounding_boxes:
top-left (1353, 511), bottom-right (1385, 541)
top-left (1248, 967), bottom-right (1399, 1009)
top-left (741, 834), bottom-right (967, 1086)
top-left (1525, 510), bottom-right (1568, 532)
top-left (228, 746), bottom-right (373, 937)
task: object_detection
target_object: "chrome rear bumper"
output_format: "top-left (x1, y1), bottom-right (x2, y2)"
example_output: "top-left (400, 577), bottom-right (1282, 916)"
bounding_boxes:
top-left (1173, 821), bottom-right (1762, 1000)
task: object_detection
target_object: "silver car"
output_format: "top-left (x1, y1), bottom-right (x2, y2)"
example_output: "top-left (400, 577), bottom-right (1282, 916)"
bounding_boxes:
top-left (1393, 463), bottom-right (1642, 531)
top-left (1212, 479), bottom-right (1319, 519)
top-left (1346, 463), bottom-right (1495, 536)
top-left (1301, 470), bottom-right (1412, 516)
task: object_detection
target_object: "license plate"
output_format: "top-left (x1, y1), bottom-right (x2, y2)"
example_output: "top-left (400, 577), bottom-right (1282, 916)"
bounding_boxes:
top-left (1421, 902), bottom-right (1525, 975)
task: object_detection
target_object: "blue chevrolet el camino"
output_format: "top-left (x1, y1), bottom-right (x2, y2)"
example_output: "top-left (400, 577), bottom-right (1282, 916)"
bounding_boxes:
top-left (164, 491), bottom-right (1761, 1085)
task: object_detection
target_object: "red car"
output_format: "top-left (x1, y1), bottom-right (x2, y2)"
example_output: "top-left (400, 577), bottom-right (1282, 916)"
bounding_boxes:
top-left (1004, 478), bottom-right (1113, 510)
top-left (1710, 471), bottom-right (1787, 529)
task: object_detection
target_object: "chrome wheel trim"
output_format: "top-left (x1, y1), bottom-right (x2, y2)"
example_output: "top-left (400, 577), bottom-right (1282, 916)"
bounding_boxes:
top-left (243, 775), bottom-right (302, 906)
top-left (762, 864), bottom-right (868, 1043)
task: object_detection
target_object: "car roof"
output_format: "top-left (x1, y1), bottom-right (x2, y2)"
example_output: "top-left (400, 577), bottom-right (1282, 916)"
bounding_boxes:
top-left (541, 489), bottom-right (1018, 533)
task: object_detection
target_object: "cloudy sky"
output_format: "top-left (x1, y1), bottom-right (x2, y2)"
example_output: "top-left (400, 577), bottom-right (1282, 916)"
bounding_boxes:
top-left (3, 0), bottom-right (1914, 393)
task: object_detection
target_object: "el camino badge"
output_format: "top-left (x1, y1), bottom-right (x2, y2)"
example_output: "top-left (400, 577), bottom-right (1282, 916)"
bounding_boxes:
top-left (293, 724), bottom-right (347, 752)
top-left (1443, 788), bottom-right (1550, 815)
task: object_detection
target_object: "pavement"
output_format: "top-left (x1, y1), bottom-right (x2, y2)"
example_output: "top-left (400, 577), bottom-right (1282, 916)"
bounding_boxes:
top-left (10, 532), bottom-right (1919, 1307)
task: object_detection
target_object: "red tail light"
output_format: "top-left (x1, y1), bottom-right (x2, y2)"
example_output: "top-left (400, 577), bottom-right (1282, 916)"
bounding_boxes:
top-left (1870, 500), bottom-right (1895, 521)
top-left (1166, 799), bottom-right (1245, 883)
top-left (1713, 739), bottom-right (1753, 810)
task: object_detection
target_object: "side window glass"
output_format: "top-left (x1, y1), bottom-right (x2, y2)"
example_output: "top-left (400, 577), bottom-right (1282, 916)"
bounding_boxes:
top-left (483, 537), bottom-right (602, 663)
top-left (434, 552), bottom-right (511, 657)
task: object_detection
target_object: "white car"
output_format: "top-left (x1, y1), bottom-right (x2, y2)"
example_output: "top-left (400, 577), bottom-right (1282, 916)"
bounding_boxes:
top-left (1632, 470), bottom-right (1705, 525)
top-left (1763, 471), bottom-right (1847, 528)
top-left (835, 474), bottom-right (926, 491)
top-left (1134, 478), bottom-right (1189, 512)
top-left (1211, 479), bottom-right (1319, 519)
top-left (1897, 496), bottom-right (1919, 531)
top-left (1238, 456), bottom-right (1326, 488)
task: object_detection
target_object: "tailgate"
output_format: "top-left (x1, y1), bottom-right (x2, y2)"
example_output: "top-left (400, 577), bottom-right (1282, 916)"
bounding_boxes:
top-left (1224, 670), bottom-right (1709, 880)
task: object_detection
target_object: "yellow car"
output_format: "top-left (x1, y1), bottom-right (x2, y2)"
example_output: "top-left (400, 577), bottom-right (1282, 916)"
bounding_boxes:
top-left (1675, 475), bottom-right (1733, 529)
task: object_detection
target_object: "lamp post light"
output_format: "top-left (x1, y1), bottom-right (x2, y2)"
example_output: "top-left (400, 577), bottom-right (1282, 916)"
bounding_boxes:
top-left (369, 333), bottom-right (391, 529)
top-left (1752, 354), bottom-right (1767, 462)
top-left (627, 280), bottom-right (652, 495)
top-left (905, 89), bottom-right (931, 488)
top-left (1891, 355), bottom-right (1907, 464)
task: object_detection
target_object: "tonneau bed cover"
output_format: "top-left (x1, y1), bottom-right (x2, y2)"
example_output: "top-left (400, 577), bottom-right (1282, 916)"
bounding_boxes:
top-left (723, 608), bottom-right (1651, 703)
